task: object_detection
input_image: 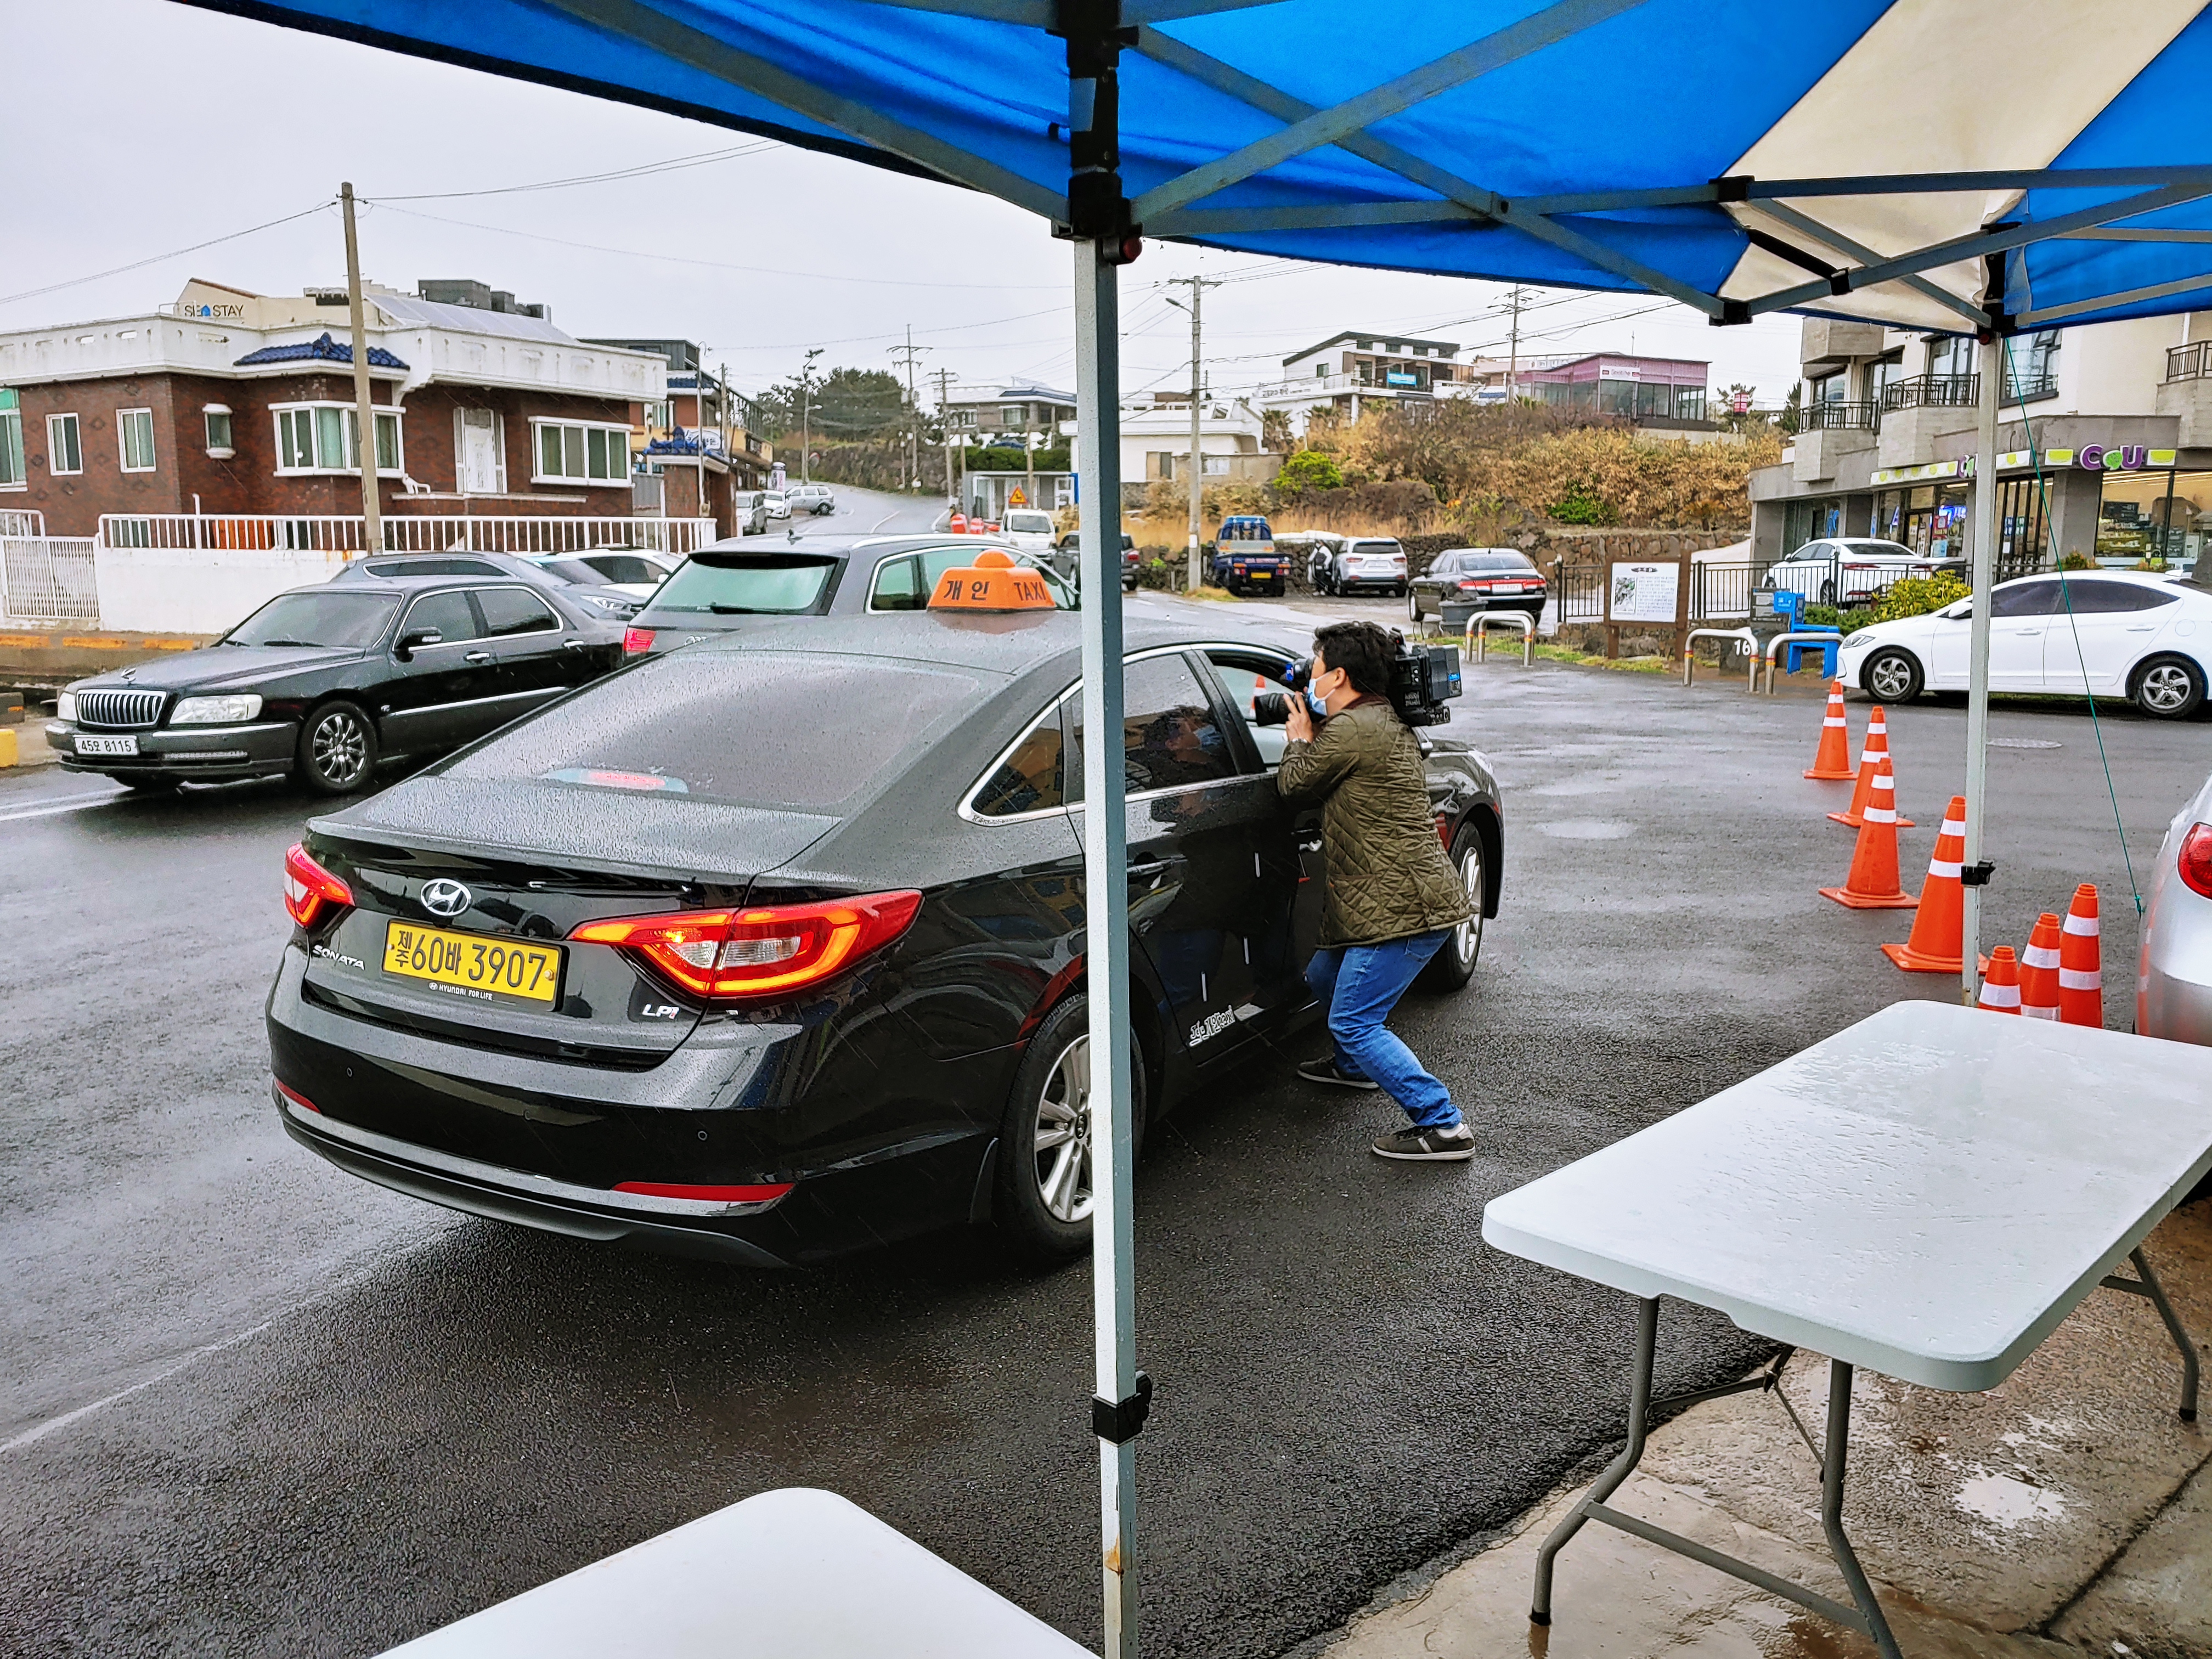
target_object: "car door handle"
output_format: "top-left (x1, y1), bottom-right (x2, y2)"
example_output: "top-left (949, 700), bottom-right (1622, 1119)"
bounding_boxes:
top-left (1126, 860), bottom-right (1172, 878)
top-left (464, 651), bottom-right (493, 663)
top-left (563, 637), bottom-right (589, 649)
top-left (2126, 625), bottom-right (2156, 632)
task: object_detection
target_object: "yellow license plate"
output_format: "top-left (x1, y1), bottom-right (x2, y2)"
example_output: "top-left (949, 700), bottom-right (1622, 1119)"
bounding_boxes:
top-left (382, 921), bottom-right (562, 1006)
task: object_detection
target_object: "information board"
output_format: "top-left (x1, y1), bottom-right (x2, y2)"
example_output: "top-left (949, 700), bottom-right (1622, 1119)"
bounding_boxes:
top-left (1607, 561), bottom-right (1680, 624)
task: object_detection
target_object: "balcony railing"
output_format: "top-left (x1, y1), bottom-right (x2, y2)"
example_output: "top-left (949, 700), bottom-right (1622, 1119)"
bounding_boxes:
top-left (96, 513), bottom-right (720, 557)
top-left (2004, 374), bottom-right (2058, 403)
top-left (1879, 373), bottom-right (1980, 413)
top-left (1801, 400), bottom-right (1877, 432)
top-left (2166, 341), bottom-right (2212, 383)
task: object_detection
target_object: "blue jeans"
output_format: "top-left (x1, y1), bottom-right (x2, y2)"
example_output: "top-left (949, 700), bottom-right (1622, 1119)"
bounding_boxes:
top-left (1305, 932), bottom-right (1462, 1130)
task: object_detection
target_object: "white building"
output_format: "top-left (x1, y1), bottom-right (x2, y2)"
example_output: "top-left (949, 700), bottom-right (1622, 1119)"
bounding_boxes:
top-left (1252, 329), bottom-right (1469, 433)
top-left (1118, 393), bottom-right (1274, 484)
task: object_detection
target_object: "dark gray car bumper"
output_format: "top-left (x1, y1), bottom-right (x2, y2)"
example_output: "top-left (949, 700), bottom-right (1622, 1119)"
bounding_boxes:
top-left (47, 719), bottom-right (298, 782)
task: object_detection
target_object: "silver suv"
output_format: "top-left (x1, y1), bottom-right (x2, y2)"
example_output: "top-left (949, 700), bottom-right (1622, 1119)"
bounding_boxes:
top-left (787, 483), bottom-right (837, 516)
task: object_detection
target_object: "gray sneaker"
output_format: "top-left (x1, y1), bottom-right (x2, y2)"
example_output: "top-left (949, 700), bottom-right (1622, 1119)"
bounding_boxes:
top-left (1297, 1057), bottom-right (1378, 1091)
top-left (1371, 1122), bottom-right (1475, 1162)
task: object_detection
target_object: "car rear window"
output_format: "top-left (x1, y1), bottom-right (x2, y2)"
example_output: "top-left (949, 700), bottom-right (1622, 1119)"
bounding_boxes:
top-left (225, 591), bottom-right (399, 648)
top-left (582, 554), bottom-right (665, 585)
top-left (648, 553), bottom-right (838, 614)
top-left (1463, 552), bottom-right (1537, 572)
top-left (449, 652), bottom-right (989, 810)
top-left (1352, 540), bottom-right (1402, 555)
top-left (532, 558), bottom-right (605, 585)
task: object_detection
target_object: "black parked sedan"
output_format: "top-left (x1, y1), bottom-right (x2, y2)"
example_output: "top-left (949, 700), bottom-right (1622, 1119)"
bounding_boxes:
top-left (47, 577), bottom-right (624, 794)
top-left (1407, 548), bottom-right (1550, 630)
top-left (622, 533), bottom-right (1073, 656)
top-left (268, 612), bottom-right (1503, 1266)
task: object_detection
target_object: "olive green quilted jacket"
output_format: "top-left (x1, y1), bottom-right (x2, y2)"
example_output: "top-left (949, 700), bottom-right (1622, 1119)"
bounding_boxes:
top-left (1277, 698), bottom-right (1474, 949)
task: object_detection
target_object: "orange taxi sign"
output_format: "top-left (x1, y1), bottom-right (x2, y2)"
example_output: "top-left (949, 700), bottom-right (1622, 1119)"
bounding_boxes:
top-left (929, 548), bottom-right (1055, 612)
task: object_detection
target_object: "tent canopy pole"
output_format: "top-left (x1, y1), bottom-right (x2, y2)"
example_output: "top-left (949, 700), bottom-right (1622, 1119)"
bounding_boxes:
top-left (1962, 330), bottom-right (2002, 1002)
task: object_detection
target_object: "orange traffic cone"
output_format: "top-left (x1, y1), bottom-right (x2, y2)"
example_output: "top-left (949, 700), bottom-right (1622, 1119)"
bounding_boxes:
top-left (2018, 912), bottom-right (2063, 1020)
top-left (2059, 884), bottom-right (2103, 1027)
top-left (1820, 755), bottom-right (1918, 909)
top-left (1804, 681), bottom-right (1856, 780)
top-left (1977, 946), bottom-right (2022, 1013)
top-left (1882, 796), bottom-right (1967, 971)
top-left (1830, 706), bottom-right (1915, 828)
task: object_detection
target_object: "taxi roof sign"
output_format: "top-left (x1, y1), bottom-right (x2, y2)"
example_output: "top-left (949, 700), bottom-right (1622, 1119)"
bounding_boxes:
top-left (929, 549), bottom-right (1054, 612)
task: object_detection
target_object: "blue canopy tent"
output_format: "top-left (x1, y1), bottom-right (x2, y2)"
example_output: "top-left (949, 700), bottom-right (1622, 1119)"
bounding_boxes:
top-left (182, 3), bottom-right (2212, 1653)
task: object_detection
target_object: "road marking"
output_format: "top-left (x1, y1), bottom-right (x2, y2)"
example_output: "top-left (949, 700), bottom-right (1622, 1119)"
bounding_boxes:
top-left (0, 787), bottom-right (128, 824)
top-left (1, 1319), bottom-right (275, 1455)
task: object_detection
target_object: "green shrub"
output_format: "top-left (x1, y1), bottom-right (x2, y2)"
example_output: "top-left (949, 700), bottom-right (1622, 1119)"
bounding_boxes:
top-left (1872, 573), bottom-right (1969, 623)
top-left (1275, 449), bottom-right (1344, 493)
top-left (1804, 604), bottom-right (1875, 632)
top-left (1547, 482), bottom-right (1613, 525)
top-left (2059, 551), bottom-right (2096, 572)
top-left (1134, 557), bottom-right (1177, 591)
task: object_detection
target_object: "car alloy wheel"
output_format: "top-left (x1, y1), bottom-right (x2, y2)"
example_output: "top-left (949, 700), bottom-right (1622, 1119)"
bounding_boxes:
top-left (301, 703), bottom-right (376, 794)
top-left (1865, 648), bottom-right (1922, 703)
top-left (1408, 590), bottom-right (1423, 624)
top-left (1031, 1035), bottom-right (1093, 1224)
top-left (2135, 656), bottom-right (2205, 718)
top-left (1418, 825), bottom-right (1485, 992)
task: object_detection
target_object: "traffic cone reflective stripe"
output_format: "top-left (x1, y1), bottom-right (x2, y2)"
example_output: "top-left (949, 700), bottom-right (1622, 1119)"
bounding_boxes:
top-left (1978, 945), bottom-right (2023, 1013)
top-left (2058, 884), bottom-right (2103, 1027)
top-left (1804, 680), bottom-right (1857, 780)
top-left (2018, 912), bottom-right (2062, 1020)
top-left (1882, 796), bottom-right (1968, 971)
top-left (1830, 706), bottom-right (1914, 828)
top-left (1820, 755), bottom-right (1918, 910)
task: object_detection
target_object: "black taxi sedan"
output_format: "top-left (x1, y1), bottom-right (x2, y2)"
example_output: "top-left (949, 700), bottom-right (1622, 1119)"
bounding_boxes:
top-left (267, 608), bottom-right (1503, 1267)
top-left (47, 578), bottom-right (623, 794)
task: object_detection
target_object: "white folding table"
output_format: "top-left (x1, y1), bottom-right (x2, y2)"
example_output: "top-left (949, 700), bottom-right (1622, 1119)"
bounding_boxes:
top-left (376, 1487), bottom-right (1094, 1658)
top-left (1482, 1001), bottom-right (2212, 1658)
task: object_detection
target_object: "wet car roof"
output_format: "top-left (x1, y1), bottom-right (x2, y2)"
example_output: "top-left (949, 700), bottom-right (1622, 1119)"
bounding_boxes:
top-left (684, 609), bottom-right (1285, 677)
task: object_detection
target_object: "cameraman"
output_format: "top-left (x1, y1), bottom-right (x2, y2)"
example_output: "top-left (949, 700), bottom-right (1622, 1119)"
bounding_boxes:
top-left (1279, 621), bottom-right (1476, 1162)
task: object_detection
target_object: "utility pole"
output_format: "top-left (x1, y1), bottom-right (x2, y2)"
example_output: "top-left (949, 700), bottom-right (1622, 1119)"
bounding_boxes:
top-left (933, 366), bottom-right (958, 511)
top-left (1165, 276), bottom-right (1219, 590)
top-left (889, 328), bottom-right (930, 492)
top-left (1504, 285), bottom-right (1531, 405)
top-left (339, 183), bottom-right (382, 556)
top-left (798, 346), bottom-right (823, 483)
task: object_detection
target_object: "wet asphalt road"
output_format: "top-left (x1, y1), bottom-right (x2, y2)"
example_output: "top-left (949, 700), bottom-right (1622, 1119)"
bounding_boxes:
top-left (2, 516), bottom-right (2202, 1656)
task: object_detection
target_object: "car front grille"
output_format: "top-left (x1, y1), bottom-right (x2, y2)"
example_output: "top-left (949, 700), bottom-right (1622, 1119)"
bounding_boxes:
top-left (76, 689), bottom-right (166, 729)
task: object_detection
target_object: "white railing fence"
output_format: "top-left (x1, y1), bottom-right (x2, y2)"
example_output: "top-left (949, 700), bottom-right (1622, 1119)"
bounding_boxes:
top-left (98, 514), bottom-right (719, 558)
top-left (0, 509), bottom-right (47, 539)
top-left (0, 537), bottom-right (101, 624)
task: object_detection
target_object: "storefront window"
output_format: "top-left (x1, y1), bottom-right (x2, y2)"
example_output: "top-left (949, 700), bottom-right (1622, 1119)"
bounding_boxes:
top-left (1782, 496), bottom-right (1844, 555)
top-left (1895, 482), bottom-right (1968, 558)
top-left (2097, 469), bottom-right (2210, 573)
top-left (1995, 476), bottom-right (2051, 580)
top-left (1675, 386), bottom-right (1707, 421)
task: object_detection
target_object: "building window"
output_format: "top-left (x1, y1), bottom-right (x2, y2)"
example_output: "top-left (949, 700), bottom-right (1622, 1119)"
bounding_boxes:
top-left (1002, 404), bottom-right (1028, 427)
top-left (644, 400), bottom-right (672, 429)
top-left (532, 420), bottom-right (631, 483)
top-left (0, 405), bottom-right (22, 488)
top-left (48, 413), bottom-right (83, 475)
top-left (2008, 329), bottom-right (2061, 400)
top-left (204, 407), bottom-right (233, 454)
top-left (273, 404), bottom-right (402, 475)
top-left (119, 408), bottom-right (156, 473)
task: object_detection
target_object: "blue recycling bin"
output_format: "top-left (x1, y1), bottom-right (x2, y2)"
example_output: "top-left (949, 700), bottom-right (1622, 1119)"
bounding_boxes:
top-left (1755, 586), bottom-right (1841, 675)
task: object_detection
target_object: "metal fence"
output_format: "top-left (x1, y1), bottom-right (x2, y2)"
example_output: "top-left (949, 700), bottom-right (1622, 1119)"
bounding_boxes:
top-left (0, 510), bottom-right (46, 539)
top-left (1551, 560), bottom-right (1765, 624)
top-left (97, 514), bottom-right (720, 558)
top-left (0, 537), bottom-right (101, 624)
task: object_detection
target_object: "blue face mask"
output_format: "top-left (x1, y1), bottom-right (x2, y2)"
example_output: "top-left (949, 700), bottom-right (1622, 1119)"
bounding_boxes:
top-left (1306, 685), bottom-right (1329, 716)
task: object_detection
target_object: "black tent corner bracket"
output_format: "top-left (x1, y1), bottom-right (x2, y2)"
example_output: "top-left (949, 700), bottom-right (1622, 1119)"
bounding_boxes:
top-left (1092, 1370), bottom-right (1154, 1444)
top-left (1961, 861), bottom-right (1996, 888)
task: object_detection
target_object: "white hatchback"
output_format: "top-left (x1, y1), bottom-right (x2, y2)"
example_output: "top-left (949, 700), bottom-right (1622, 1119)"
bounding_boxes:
top-left (1837, 570), bottom-right (2211, 718)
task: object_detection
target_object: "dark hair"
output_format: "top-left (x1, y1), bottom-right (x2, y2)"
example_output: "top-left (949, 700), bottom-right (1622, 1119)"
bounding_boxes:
top-left (1313, 621), bottom-right (1393, 695)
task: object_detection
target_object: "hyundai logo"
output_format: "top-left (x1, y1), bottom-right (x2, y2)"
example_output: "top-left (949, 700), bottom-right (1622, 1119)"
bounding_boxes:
top-left (421, 879), bottom-right (472, 918)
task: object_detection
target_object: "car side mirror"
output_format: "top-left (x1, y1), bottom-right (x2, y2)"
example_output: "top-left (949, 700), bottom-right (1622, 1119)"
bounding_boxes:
top-left (397, 629), bottom-right (442, 658)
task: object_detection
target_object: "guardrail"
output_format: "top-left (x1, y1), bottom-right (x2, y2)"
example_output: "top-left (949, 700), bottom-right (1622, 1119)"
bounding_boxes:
top-left (0, 510), bottom-right (46, 539)
top-left (1761, 631), bottom-right (1845, 694)
top-left (97, 513), bottom-right (719, 557)
top-left (1682, 627), bottom-right (1758, 691)
top-left (1465, 611), bottom-right (1533, 667)
top-left (0, 537), bottom-right (100, 624)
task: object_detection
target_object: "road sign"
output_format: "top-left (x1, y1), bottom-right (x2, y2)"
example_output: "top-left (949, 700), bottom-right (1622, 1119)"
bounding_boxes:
top-left (1009, 487), bottom-right (1028, 506)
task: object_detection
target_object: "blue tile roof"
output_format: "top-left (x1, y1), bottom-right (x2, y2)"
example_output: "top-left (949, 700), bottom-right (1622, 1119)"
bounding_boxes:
top-left (233, 331), bottom-right (408, 370)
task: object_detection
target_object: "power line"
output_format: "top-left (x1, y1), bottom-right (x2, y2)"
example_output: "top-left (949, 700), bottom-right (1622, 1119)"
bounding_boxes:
top-left (0, 201), bottom-right (334, 308)
top-left (375, 141), bottom-right (781, 202)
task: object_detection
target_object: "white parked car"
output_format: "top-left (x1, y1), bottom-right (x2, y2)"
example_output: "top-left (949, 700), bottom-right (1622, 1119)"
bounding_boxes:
top-left (997, 509), bottom-right (1058, 555)
top-left (524, 550), bottom-right (676, 601)
top-left (2138, 763), bottom-right (2212, 1048)
top-left (1837, 570), bottom-right (2209, 718)
top-left (1767, 537), bottom-right (1963, 606)
top-left (1318, 537), bottom-right (1409, 596)
top-left (763, 490), bottom-right (792, 521)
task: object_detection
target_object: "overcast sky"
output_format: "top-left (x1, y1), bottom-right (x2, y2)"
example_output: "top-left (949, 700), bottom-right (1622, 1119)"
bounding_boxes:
top-left (3, 0), bottom-right (1803, 409)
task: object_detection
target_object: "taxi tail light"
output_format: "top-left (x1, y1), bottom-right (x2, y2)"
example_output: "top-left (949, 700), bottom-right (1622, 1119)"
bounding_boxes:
top-left (622, 626), bottom-right (656, 654)
top-left (2180, 823), bottom-right (2212, 900)
top-left (283, 843), bottom-right (352, 928)
top-left (571, 890), bottom-right (923, 1000)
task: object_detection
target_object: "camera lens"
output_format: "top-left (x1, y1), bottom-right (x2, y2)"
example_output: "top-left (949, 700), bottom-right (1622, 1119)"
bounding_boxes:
top-left (1281, 657), bottom-right (1313, 692)
top-left (1251, 691), bottom-right (1291, 726)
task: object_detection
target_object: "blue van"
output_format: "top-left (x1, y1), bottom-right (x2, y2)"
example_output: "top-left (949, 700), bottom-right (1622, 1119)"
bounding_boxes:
top-left (1209, 515), bottom-right (1286, 596)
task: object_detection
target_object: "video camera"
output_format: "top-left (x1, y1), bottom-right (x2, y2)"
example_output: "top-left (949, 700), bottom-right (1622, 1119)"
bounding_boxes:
top-left (1252, 631), bottom-right (1464, 730)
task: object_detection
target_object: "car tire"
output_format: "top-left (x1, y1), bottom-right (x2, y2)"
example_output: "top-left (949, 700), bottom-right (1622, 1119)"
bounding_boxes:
top-left (1408, 590), bottom-right (1424, 624)
top-left (1819, 580), bottom-right (1838, 606)
top-left (2131, 653), bottom-right (2207, 720)
top-left (1418, 823), bottom-right (1486, 993)
top-left (992, 994), bottom-right (1146, 1263)
top-left (296, 701), bottom-right (379, 796)
top-left (1863, 647), bottom-right (1924, 704)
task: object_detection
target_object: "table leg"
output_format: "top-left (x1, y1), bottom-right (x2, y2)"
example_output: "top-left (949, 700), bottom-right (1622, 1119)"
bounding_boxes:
top-left (2101, 1246), bottom-right (2199, 1423)
top-left (1530, 1297), bottom-right (1657, 1626)
top-left (1819, 1361), bottom-right (1904, 1659)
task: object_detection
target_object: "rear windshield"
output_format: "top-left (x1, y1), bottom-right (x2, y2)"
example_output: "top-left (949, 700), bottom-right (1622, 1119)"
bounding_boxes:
top-left (647, 553), bottom-right (838, 615)
top-left (1352, 541), bottom-right (1402, 555)
top-left (580, 554), bottom-right (665, 585)
top-left (1837, 540), bottom-right (1914, 557)
top-left (1462, 552), bottom-right (1537, 572)
top-left (224, 591), bottom-right (399, 648)
top-left (449, 652), bottom-right (988, 810)
top-left (532, 558), bottom-right (605, 585)
top-left (1004, 511), bottom-right (1054, 534)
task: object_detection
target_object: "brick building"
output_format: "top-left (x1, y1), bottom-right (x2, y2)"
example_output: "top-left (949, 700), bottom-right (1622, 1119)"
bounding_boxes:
top-left (0, 277), bottom-right (669, 538)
